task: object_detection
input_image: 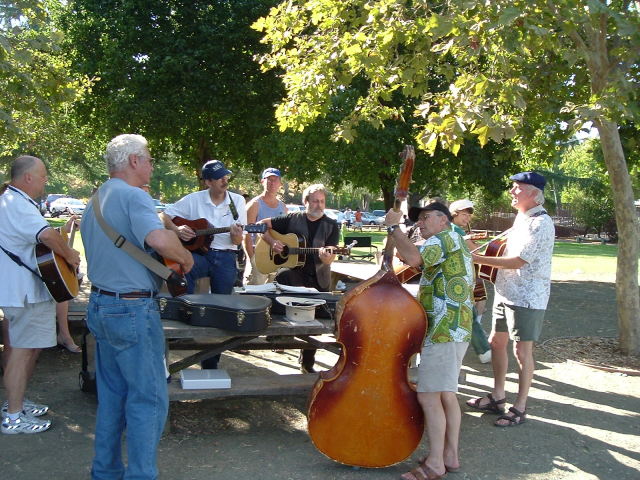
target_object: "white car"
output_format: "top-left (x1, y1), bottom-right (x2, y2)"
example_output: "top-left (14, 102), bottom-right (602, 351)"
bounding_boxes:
top-left (324, 208), bottom-right (345, 224)
top-left (287, 204), bottom-right (305, 213)
top-left (50, 197), bottom-right (86, 216)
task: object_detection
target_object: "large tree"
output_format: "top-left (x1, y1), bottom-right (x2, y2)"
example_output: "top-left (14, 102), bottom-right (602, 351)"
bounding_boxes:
top-left (255, 0), bottom-right (640, 355)
top-left (0, 0), bottom-right (80, 159)
top-left (60, 0), bottom-right (284, 174)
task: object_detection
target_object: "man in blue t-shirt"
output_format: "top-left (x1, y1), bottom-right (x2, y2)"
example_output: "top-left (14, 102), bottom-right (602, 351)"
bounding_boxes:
top-left (81, 134), bottom-right (192, 479)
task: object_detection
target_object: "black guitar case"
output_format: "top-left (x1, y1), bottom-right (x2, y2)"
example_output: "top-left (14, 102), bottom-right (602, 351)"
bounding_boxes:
top-left (158, 293), bottom-right (271, 332)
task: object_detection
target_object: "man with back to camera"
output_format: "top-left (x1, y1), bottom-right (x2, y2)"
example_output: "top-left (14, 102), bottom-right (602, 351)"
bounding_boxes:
top-left (259, 184), bottom-right (340, 373)
top-left (243, 167), bottom-right (287, 285)
top-left (0, 155), bottom-right (81, 435)
top-left (81, 134), bottom-right (193, 478)
top-left (160, 159), bottom-right (246, 369)
top-left (467, 172), bottom-right (554, 427)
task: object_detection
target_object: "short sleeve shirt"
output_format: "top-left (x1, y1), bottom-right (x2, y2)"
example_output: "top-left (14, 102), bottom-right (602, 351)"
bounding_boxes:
top-left (81, 178), bottom-right (165, 292)
top-left (164, 190), bottom-right (247, 250)
top-left (494, 205), bottom-right (555, 310)
top-left (0, 186), bottom-right (52, 306)
top-left (417, 229), bottom-right (474, 344)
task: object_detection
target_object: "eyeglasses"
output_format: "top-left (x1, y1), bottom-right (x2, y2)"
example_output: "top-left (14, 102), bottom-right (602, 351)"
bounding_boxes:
top-left (137, 154), bottom-right (154, 165)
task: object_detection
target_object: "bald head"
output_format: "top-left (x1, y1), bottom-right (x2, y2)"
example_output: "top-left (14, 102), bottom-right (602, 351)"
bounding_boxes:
top-left (11, 156), bottom-right (40, 181)
top-left (9, 155), bottom-right (47, 199)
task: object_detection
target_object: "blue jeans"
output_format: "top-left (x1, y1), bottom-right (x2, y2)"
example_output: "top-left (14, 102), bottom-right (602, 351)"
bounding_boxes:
top-left (87, 293), bottom-right (168, 480)
top-left (187, 250), bottom-right (237, 369)
top-left (186, 249), bottom-right (237, 296)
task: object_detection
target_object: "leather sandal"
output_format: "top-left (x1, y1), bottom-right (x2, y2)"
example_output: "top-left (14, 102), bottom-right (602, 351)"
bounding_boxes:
top-left (466, 393), bottom-right (506, 414)
top-left (400, 462), bottom-right (447, 480)
top-left (495, 406), bottom-right (527, 427)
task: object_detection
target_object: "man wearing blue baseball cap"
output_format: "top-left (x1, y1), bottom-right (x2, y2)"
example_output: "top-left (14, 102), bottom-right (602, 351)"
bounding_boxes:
top-left (243, 167), bottom-right (287, 285)
top-left (467, 172), bottom-right (555, 428)
top-left (161, 159), bottom-right (246, 369)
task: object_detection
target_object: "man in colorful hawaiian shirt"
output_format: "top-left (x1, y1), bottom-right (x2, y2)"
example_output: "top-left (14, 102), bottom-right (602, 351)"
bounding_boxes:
top-left (467, 172), bottom-right (555, 428)
top-left (386, 201), bottom-right (474, 480)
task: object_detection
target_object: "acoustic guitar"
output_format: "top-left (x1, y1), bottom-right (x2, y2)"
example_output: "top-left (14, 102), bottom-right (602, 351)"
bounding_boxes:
top-left (36, 223), bottom-right (81, 302)
top-left (157, 256), bottom-right (189, 297)
top-left (171, 216), bottom-right (267, 253)
top-left (254, 231), bottom-right (351, 274)
top-left (477, 237), bottom-right (507, 283)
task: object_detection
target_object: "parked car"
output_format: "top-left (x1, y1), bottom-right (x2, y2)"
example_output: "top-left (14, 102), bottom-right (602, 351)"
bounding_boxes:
top-left (43, 193), bottom-right (68, 213)
top-left (287, 204), bottom-right (305, 213)
top-left (152, 199), bottom-right (166, 212)
top-left (324, 208), bottom-right (345, 224)
top-left (371, 209), bottom-right (386, 218)
top-left (50, 197), bottom-right (86, 216)
top-left (362, 212), bottom-right (384, 225)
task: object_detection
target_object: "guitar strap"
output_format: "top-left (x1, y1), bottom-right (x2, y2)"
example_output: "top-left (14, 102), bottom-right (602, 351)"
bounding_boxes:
top-left (89, 189), bottom-right (176, 281)
top-left (0, 244), bottom-right (44, 280)
top-left (0, 186), bottom-right (45, 281)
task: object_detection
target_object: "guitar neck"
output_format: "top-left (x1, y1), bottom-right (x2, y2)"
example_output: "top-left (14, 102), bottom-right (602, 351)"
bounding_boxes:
top-left (196, 226), bottom-right (231, 236)
top-left (289, 247), bottom-right (347, 255)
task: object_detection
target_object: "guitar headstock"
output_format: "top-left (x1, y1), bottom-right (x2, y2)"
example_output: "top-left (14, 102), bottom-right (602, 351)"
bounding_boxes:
top-left (244, 223), bottom-right (268, 234)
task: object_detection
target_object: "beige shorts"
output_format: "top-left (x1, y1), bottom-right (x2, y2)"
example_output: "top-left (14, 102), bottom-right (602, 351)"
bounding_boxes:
top-left (417, 341), bottom-right (468, 393)
top-left (3, 300), bottom-right (56, 348)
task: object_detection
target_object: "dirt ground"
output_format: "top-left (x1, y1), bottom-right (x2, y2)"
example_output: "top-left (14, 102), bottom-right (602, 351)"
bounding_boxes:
top-left (1, 279), bottom-right (639, 480)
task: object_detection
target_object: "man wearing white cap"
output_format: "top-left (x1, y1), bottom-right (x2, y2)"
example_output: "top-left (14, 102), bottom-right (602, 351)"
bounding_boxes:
top-left (467, 172), bottom-right (554, 427)
top-left (448, 199), bottom-right (492, 364)
top-left (243, 168), bottom-right (286, 285)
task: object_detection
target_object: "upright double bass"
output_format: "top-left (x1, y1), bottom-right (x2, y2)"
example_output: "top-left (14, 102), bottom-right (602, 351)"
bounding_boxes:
top-left (307, 146), bottom-right (428, 468)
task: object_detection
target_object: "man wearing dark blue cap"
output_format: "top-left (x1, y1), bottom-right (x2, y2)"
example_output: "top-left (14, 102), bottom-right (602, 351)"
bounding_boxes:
top-left (161, 159), bottom-right (246, 368)
top-left (467, 172), bottom-right (555, 428)
top-left (243, 167), bottom-right (286, 285)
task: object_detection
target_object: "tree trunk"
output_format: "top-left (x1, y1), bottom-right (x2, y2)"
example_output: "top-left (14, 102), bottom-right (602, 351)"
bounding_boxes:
top-left (594, 118), bottom-right (640, 356)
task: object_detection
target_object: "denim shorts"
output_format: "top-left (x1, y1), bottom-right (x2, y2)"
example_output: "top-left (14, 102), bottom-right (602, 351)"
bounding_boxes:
top-left (492, 301), bottom-right (546, 342)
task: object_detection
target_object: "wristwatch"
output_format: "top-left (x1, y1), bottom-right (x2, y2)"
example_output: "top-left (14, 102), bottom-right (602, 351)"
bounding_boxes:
top-left (386, 224), bottom-right (400, 235)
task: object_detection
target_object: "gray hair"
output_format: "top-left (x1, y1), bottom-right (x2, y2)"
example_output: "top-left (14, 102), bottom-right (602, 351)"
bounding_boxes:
top-left (104, 134), bottom-right (148, 173)
top-left (11, 155), bottom-right (40, 180)
top-left (302, 183), bottom-right (327, 203)
top-left (527, 184), bottom-right (545, 205)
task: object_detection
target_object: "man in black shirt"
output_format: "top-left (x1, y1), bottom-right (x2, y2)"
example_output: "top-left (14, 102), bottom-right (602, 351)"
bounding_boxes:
top-left (260, 184), bottom-right (339, 372)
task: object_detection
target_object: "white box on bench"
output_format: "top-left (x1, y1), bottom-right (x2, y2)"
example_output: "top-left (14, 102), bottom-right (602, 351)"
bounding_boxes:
top-left (180, 369), bottom-right (231, 389)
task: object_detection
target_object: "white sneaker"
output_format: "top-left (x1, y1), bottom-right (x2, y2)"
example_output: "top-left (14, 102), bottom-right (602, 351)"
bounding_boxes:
top-left (1, 399), bottom-right (49, 417)
top-left (1, 411), bottom-right (51, 434)
top-left (478, 350), bottom-right (492, 364)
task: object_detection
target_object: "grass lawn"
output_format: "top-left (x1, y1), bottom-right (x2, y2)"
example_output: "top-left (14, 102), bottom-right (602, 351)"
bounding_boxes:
top-left (54, 219), bottom-right (633, 284)
top-left (340, 227), bottom-right (631, 283)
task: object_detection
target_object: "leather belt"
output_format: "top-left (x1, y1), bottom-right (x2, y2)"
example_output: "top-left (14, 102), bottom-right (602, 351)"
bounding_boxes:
top-left (91, 286), bottom-right (156, 299)
top-left (212, 249), bottom-right (238, 254)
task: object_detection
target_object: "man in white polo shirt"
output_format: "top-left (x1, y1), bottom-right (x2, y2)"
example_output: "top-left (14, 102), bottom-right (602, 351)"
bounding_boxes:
top-left (0, 155), bottom-right (80, 434)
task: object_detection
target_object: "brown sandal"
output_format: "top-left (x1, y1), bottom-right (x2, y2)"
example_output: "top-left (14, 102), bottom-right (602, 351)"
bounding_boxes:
top-left (495, 406), bottom-right (527, 427)
top-left (401, 462), bottom-right (446, 480)
top-left (466, 393), bottom-right (506, 414)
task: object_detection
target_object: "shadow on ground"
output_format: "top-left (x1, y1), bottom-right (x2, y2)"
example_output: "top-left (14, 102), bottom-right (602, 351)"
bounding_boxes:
top-left (1, 281), bottom-right (638, 480)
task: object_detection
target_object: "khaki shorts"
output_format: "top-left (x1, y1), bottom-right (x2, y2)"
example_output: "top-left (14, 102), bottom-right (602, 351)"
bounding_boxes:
top-left (493, 301), bottom-right (546, 342)
top-left (3, 300), bottom-right (56, 348)
top-left (417, 342), bottom-right (468, 393)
